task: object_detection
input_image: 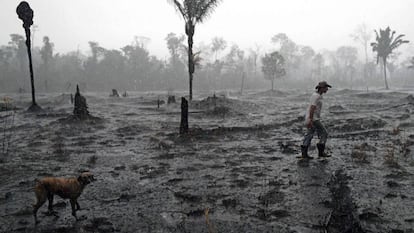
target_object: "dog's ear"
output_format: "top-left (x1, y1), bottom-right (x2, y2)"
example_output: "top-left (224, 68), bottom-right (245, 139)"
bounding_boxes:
top-left (78, 173), bottom-right (95, 184)
top-left (77, 175), bottom-right (85, 184)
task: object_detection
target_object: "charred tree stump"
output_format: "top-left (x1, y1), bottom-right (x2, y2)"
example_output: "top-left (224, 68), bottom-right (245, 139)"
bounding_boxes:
top-left (110, 89), bottom-right (120, 97)
top-left (73, 85), bottom-right (89, 120)
top-left (168, 96), bottom-right (176, 104)
top-left (180, 97), bottom-right (188, 134)
top-left (213, 93), bottom-right (217, 108)
top-left (17, 1), bottom-right (41, 112)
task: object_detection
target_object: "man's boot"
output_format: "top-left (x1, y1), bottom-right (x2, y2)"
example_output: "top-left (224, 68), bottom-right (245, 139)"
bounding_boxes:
top-left (317, 143), bottom-right (331, 158)
top-left (301, 145), bottom-right (313, 159)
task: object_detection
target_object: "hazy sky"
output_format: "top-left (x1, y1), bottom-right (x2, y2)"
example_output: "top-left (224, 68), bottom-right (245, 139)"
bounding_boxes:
top-left (1, 0), bottom-right (414, 60)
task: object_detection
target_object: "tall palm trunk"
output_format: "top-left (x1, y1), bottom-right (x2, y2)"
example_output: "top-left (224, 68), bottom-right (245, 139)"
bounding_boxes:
top-left (383, 57), bottom-right (389, 90)
top-left (17, 1), bottom-right (40, 111)
top-left (186, 22), bottom-right (195, 101)
top-left (188, 36), bottom-right (193, 101)
top-left (24, 27), bottom-right (38, 108)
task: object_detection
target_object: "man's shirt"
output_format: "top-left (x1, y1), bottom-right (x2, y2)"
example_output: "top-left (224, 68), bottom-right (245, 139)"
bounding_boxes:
top-left (305, 91), bottom-right (323, 121)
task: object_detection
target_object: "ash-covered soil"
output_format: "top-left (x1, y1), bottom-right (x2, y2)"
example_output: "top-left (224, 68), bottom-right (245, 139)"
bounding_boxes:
top-left (1, 88), bottom-right (414, 233)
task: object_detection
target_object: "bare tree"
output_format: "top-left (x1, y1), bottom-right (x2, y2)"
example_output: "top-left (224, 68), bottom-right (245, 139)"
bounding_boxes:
top-left (133, 36), bottom-right (151, 49)
top-left (165, 33), bottom-right (186, 88)
top-left (271, 33), bottom-right (298, 79)
top-left (248, 43), bottom-right (261, 76)
top-left (16, 1), bottom-right (41, 111)
top-left (351, 23), bottom-right (373, 85)
top-left (336, 46), bottom-right (358, 89)
top-left (211, 37), bottom-right (227, 61)
top-left (351, 24), bottom-right (372, 65)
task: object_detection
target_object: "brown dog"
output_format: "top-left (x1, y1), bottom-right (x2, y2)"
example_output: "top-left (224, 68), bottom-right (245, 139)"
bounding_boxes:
top-left (33, 172), bottom-right (95, 224)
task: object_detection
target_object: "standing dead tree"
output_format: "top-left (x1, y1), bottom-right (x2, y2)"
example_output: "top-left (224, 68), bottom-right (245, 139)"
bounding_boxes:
top-left (16, 1), bottom-right (41, 111)
top-left (73, 85), bottom-right (89, 120)
top-left (180, 97), bottom-right (189, 134)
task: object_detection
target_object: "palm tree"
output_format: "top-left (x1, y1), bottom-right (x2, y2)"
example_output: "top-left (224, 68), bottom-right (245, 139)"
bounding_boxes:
top-left (168, 0), bottom-right (222, 100)
top-left (370, 27), bottom-right (409, 89)
top-left (408, 57), bottom-right (414, 69)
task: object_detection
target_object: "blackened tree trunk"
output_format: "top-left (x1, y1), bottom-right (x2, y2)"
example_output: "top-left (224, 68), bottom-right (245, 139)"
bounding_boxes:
top-left (180, 97), bottom-right (188, 134)
top-left (25, 29), bottom-right (37, 107)
top-left (73, 85), bottom-right (89, 119)
top-left (17, 1), bottom-right (41, 111)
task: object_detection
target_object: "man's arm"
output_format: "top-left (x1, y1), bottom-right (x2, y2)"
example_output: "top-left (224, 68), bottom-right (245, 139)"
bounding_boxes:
top-left (307, 105), bottom-right (316, 128)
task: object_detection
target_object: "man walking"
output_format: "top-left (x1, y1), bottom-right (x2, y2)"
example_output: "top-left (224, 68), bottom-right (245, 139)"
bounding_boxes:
top-left (300, 81), bottom-right (332, 159)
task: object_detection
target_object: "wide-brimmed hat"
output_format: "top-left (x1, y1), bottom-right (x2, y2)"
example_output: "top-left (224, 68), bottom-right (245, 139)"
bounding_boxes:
top-left (315, 81), bottom-right (332, 89)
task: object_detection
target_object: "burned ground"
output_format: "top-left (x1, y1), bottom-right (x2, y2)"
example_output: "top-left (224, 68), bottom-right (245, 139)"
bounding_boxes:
top-left (1, 89), bottom-right (414, 232)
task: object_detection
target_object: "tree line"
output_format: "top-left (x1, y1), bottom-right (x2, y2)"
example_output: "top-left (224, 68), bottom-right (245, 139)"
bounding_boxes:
top-left (0, 29), bottom-right (413, 94)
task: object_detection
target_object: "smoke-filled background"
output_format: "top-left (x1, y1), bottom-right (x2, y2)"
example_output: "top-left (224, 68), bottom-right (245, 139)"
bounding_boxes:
top-left (1, 0), bottom-right (414, 93)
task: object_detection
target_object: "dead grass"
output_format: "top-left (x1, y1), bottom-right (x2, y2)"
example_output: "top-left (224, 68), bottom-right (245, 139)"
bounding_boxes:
top-left (384, 146), bottom-right (400, 168)
top-left (351, 149), bottom-right (370, 163)
top-left (351, 142), bottom-right (375, 163)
